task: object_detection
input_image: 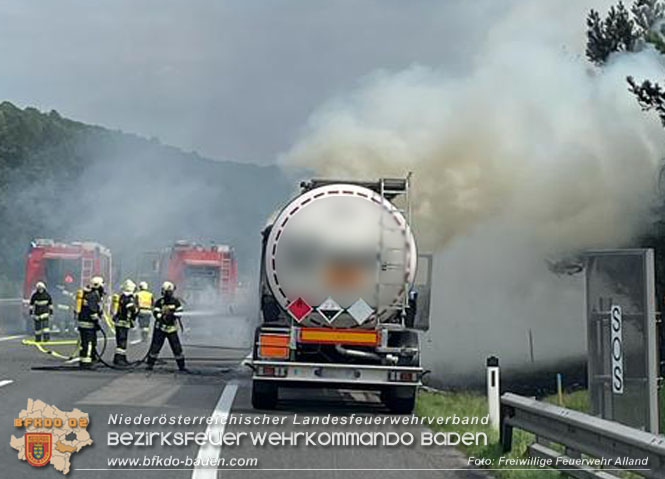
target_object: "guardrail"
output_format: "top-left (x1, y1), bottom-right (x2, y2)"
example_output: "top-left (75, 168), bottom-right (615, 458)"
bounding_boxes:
top-left (500, 392), bottom-right (665, 479)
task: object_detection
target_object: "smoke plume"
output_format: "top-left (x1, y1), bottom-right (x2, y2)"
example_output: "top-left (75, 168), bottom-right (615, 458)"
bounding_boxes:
top-left (282, 1), bottom-right (665, 383)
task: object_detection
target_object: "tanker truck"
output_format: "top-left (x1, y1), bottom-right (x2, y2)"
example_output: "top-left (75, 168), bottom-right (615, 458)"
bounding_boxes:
top-left (249, 177), bottom-right (432, 413)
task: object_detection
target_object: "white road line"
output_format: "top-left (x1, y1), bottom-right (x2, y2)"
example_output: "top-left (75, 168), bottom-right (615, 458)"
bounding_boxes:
top-left (0, 334), bottom-right (26, 342)
top-left (0, 380), bottom-right (14, 387)
top-left (192, 381), bottom-right (238, 479)
top-left (65, 358), bottom-right (80, 364)
top-left (0, 298), bottom-right (23, 303)
top-left (129, 339), bottom-right (142, 345)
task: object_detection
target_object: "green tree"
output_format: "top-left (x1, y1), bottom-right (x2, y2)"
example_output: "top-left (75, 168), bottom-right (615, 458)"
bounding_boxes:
top-left (586, 2), bottom-right (639, 65)
top-left (585, 0), bottom-right (665, 303)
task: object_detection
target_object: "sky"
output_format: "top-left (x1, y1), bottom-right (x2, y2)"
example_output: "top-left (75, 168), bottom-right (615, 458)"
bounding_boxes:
top-left (0, 0), bottom-right (507, 164)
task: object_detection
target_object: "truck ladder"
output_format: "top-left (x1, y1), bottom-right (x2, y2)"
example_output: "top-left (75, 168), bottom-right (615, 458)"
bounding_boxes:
top-left (375, 175), bottom-right (412, 327)
top-left (81, 257), bottom-right (94, 287)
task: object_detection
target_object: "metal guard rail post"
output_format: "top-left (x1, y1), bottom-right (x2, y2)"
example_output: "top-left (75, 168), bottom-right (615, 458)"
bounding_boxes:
top-left (500, 392), bottom-right (665, 479)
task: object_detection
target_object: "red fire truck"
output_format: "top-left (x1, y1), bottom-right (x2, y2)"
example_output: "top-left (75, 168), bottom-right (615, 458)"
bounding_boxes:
top-left (155, 241), bottom-right (237, 307)
top-left (23, 239), bottom-right (112, 333)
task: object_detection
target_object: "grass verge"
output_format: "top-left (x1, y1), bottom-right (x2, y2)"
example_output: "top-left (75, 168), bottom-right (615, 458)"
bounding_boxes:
top-left (418, 386), bottom-right (662, 477)
top-left (416, 389), bottom-right (564, 479)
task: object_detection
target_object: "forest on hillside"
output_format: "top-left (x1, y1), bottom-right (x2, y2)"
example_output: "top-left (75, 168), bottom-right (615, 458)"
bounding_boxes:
top-left (0, 101), bottom-right (292, 295)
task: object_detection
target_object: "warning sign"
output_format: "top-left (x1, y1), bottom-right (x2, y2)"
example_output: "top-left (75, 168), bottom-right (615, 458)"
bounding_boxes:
top-left (317, 297), bottom-right (343, 323)
top-left (287, 297), bottom-right (312, 322)
top-left (347, 298), bottom-right (374, 325)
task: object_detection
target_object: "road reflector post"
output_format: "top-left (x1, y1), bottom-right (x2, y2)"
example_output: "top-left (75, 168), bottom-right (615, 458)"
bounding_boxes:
top-left (487, 355), bottom-right (500, 431)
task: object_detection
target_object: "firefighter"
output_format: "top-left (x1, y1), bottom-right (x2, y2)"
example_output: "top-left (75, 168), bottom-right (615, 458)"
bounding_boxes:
top-left (29, 282), bottom-right (53, 342)
top-left (136, 281), bottom-right (154, 342)
top-left (78, 276), bottom-right (105, 369)
top-left (113, 279), bottom-right (139, 366)
top-left (146, 281), bottom-right (186, 371)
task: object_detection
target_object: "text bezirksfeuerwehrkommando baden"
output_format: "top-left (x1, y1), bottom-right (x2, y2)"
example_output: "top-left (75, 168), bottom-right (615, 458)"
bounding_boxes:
top-left (108, 430), bottom-right (487, 448)
top-left (108, 413), bottom-right (488, 427)
top-left (107, 413), bottom-right (490, 448)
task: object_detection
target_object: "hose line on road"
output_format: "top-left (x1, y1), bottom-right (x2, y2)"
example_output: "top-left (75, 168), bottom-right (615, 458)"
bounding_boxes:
top-left (22, 324), bottom-right (148, 369)
top-left (26, 327), bottom-right (244, 373)
top-left (22, 338), bottom-right (80, 361)
top-left (93, 326), bottom-right (150, 370)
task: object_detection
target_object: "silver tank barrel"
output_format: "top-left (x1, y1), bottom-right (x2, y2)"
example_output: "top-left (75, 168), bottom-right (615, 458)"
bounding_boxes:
top-left (264, 183), bottom-right (417, 328)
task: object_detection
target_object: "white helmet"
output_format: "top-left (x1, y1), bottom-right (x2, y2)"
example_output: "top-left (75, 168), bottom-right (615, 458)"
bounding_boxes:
top-left (138, 281), bottom-right (149, 291)
top-left (161, 281), bottom-right (175, 293)
top-left (90, 276), bottom-right (104, 289)
top-left (35, 281), bottom-right (46, 291)
top-left (122, 279), bottom-right (136, 294)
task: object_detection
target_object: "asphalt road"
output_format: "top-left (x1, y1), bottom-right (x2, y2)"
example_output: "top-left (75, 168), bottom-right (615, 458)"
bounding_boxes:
top-left (0, 314), bottom-right (489, 479)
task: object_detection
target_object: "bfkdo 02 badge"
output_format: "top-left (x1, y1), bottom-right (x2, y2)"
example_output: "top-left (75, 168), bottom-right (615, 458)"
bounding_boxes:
top-left (25, 432), bottom-right (52, 467)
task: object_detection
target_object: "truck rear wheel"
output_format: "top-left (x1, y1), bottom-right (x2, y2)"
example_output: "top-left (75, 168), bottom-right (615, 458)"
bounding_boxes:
top-left (382, 386), bottom-right (416, 414)
top-left (251, 380), bottom-right (278, 410)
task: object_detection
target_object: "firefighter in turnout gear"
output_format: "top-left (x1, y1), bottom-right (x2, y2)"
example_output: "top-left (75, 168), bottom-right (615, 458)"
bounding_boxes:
top-left (113, 279), bottom-right (139, 366)
top-left (78, 276), bottom-right (105, 369)
top-left (147, 281), bottom-right (186, 371)
top-left (136, 281), bottom-right (154, 342)
top-left (29, 282), bottom-right (53, 341)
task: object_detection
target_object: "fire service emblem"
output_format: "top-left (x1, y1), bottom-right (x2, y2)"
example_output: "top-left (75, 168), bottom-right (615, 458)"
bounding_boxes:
top-left (25, 432), bottom-right (52, 467)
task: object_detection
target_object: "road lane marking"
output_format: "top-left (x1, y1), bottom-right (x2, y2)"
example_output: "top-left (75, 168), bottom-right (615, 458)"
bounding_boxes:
top-left (192, 381), bottom-right (238, 479)
top-left (130, 339), bottom-right (142, 345)
top-left (65, 358), bottom-right (80, 364)
top-left (0, 298), bottom-right (23, 303)
top-left (0, 380), bottom-right (14, 387)
top-left (0, 334), bottom-right (26, 342)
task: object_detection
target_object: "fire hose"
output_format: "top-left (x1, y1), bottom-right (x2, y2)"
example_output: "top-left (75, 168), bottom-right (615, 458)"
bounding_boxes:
top-left (27, 313), bottom-right (245, 372)
top-left (21, 338), bottom-right (81, 360)
top-left (24, 315), bottom-right (147, 369)
top-left (93, 325), bottom-right (150, 370)
top-left (29, 325), bottom-right (150, 371)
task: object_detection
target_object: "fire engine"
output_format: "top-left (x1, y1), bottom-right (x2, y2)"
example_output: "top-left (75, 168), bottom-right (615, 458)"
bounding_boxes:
top-left (139, 241), bottom-right (237, 308)
top-left (23, 239), bottom-right (112, 333)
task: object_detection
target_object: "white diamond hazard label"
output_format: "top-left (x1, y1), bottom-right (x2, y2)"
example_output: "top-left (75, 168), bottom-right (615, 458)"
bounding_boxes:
top-left (347, 298), bottom-right (374, 325)
top-left (317, 297), bottom-right (343, 323)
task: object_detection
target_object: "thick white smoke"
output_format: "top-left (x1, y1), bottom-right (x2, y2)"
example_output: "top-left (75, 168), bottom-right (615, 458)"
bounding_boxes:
top-left (282, 1), bottom-right (665, 384)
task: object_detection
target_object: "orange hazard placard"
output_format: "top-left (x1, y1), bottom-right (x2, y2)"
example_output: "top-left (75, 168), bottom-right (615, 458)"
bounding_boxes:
top-left (259, 334), bottom-right (290, 359)
top-left (299, 328), bottom-right (379, 346)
